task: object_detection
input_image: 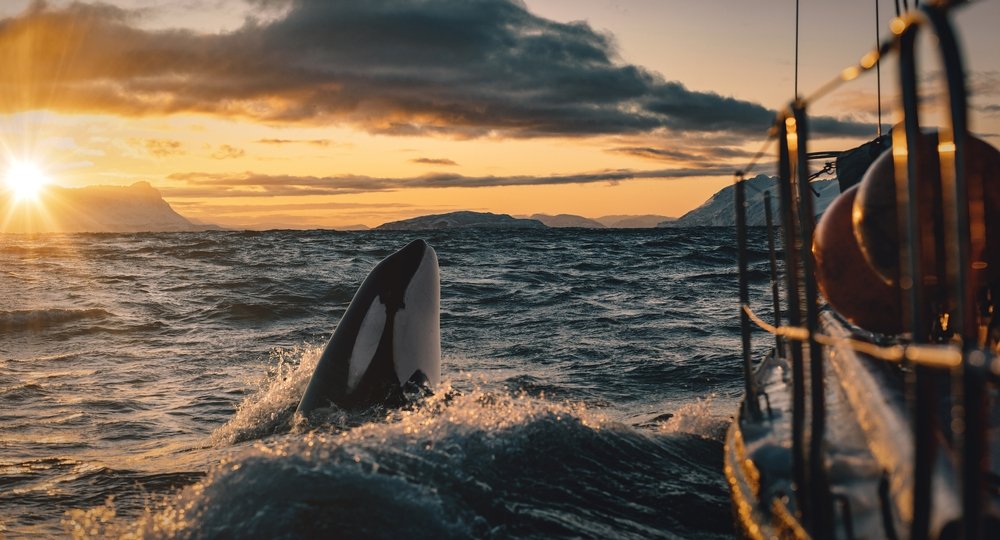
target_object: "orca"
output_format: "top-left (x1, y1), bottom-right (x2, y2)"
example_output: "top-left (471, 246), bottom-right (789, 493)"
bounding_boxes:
top-left (296, 239), bottom-right (440, 413)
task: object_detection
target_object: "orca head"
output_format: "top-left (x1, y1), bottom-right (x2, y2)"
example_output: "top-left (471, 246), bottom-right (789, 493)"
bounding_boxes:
top-left (297, 239), bottom-right (440, 414)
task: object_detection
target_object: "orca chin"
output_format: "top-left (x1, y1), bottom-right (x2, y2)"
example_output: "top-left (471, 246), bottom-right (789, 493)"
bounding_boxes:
top-left (296, 239), bottom-right (441, 413)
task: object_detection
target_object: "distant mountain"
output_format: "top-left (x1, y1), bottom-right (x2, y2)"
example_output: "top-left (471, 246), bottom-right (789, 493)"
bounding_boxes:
top-left (662, 174), bottom-right (840, 227)
top-left (595, 214), bottom-right (674, 228)
top-left (529, 213), bottom-right (605, 228)
top-left (1, 182), bottom-right (207, 233)
top-left (378, 211), bottom-right (678, 230)
top-left (377, 211), bottom-right (546, 230)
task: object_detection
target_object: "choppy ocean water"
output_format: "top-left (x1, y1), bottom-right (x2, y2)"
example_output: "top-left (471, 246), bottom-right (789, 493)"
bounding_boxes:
top-left (0, 227), bottom-right (776, 538)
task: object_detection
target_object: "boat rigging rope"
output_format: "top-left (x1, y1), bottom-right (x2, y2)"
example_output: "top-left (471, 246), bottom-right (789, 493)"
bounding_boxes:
top-left (741, 304), bottom-right (966, 369)
top-left (735, 137), bottom-right (776, 183)
top-left (733, 1), bottom-right (970, 181)
top-left (734, 33), bottom-right (894, 179)
top-left (735, 2), bottom-right (899, 178)
top-left (808, 161), bottom-right (836, 181)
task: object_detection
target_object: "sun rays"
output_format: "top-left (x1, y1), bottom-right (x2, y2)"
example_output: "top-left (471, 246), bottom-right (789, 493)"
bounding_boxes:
top-left (4, 159), bottom-right (48, 202)
top-left (1, 157), bottom-right (60, 233)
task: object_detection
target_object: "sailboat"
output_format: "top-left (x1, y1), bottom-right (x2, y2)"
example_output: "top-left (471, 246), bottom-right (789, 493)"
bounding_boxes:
top-left (725, 1), bottom-right (999, 538)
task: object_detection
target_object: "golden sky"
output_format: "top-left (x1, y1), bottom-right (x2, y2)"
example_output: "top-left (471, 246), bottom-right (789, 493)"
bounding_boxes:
top-left (0, 0), bottom-right (997, 229)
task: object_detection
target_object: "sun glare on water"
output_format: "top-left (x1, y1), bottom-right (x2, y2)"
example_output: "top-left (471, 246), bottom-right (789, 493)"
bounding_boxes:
top-left (4, 161), bottom-right (48, 202)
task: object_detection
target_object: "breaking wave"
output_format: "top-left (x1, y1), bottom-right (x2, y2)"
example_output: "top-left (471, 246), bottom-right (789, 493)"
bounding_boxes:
top-left (69, 390), bottom-right (731, 539)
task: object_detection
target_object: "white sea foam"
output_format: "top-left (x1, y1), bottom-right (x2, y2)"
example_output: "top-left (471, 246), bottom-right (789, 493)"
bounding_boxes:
top-left (67, 388), bottom-right (616, 538)
top-left (210, 345), bottom-right (329, 445)
top-left (658, 394), bottom-right (729, 439)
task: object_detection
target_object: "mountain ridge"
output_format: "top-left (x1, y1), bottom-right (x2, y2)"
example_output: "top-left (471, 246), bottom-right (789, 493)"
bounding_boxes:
top-left (377, 211), bottom-right (546, 230)
top-left (659, 174), bottom-right (840, 227)
top-left (1, 182), bottom-right (207, 233)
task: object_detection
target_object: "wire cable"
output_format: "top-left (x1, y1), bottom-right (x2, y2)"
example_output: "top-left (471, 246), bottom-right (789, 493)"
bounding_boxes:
top-left (876, 0), bottom-right (883, 137)
top-left (795, 0), bottom-right (800, 98)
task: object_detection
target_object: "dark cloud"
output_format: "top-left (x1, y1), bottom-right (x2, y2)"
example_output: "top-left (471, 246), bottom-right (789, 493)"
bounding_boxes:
top-left (610, 145), bottom-right (758, 162)
top-left (967, 70), bottom-right (999, 97)
top-left (610, 147), bottom-right (703, 162)
top-left (163, 166), bottom-right (733, 198)
top-left (411, 157), bottom-right (457, 166)
top-left (646, 83), bottom-right (772, 132)
top-left (0, 0), bottom-right (865, 138)
top-left (807, 115), bottom-right (875, 136)
top-left (169, 200), bottom-right (416, 214)
top-left (244, 0), bottom-right (294, 9)
top-left (708, 146), bottom-right (760, 159)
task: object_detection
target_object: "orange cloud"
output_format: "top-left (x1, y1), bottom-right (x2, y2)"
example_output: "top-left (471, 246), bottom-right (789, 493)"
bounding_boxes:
top-left (162, 166), bottom-right (733, 198)
top-left (256, 138), bottom-right (332, 146)
top-left (136, 138), bottom-right (184, 157)
top-left (411, 158), bottom-right (457, 166)
top-left (211, 144), bottom-right (245, 159)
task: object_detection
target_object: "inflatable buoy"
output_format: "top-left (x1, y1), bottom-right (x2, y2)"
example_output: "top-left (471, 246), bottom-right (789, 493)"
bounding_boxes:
top-left (853, 133), bottom-right (1000, 292)
top-left (853, 132), bottom-right (944, 288)
top-left (814, 185), bottom-right (903, 334)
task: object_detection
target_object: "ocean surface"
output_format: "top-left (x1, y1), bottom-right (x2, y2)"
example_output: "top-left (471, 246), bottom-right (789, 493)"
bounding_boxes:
top-left (0, 227), bottom-right (777, 538)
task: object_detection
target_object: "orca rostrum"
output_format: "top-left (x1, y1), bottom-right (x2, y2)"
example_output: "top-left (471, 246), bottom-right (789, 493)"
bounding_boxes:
top-left (297, 239), bottom-right (441, 413)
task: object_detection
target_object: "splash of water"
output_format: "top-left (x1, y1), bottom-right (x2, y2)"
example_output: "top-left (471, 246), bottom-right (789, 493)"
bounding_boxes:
top-left (67, 389), bottom-right (616, 538)
top-left (658, 395), bottom-right (729, 440)
top-left (210, 345), bottom-right (327, 445)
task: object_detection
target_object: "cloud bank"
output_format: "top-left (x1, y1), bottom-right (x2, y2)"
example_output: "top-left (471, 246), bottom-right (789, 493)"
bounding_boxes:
top-left (610, 145), bottom-right (758, 163)
top-left (163, 166), bottom-right (734, 198)
top-left (0, 0), bottom-right (869, 138)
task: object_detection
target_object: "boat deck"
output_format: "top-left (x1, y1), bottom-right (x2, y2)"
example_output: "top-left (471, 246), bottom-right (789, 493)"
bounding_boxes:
top-left (725, 312), bottom-right (992, 538)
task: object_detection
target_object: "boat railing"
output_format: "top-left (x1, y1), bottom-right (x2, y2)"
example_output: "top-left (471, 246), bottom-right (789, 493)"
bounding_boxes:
top-left (732, 1), bottom-right (996, 539)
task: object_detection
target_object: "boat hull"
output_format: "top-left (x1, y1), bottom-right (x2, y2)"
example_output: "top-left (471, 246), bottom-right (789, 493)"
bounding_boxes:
top-left (725, 354), bottom-right (809, 539)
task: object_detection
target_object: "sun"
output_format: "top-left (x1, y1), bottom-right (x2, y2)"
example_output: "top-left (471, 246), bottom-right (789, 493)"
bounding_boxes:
top-left (4, 161), bottom-right (48, 202)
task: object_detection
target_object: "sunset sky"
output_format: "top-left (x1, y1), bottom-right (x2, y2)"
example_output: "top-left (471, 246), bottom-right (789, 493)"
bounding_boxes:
top-left (0, 0), bottom-right (997, 229)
